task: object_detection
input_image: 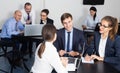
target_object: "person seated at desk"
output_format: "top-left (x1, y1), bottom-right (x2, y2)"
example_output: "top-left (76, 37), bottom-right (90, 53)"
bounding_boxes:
top-left (84, 16), bottom-right (120, 71)
top-left (82, 6), bottom-right (100, 30)
top-left (0, 10), bottom-right (24, 54)
top-left (21, 2), bottom-right (35, 24)
top-left (40, 9), bottom-right (54, 25)
top-left (31, 24), bottom-right (68, 73)
top-left (1, 10), bottom-right (24, 39)
top-left (54, 13), bottom-right (85, 57)
top-left (82, 6), bottom-right (100, 45)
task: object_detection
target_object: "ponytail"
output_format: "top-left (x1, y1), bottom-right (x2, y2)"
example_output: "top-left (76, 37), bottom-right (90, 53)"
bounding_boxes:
top-left (38, 41), bottom-right (45, 58)
top-left (93, 13), bottom-right (96, 21)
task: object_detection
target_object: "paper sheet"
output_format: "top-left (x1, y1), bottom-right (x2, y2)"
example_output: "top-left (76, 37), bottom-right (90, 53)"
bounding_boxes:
top-left (81, 57), bottom-right (94, 64)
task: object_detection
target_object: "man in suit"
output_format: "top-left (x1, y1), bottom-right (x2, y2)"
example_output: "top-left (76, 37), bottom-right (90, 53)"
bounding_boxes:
top-left (54, 13), bottom-right (85, 57)
top-left (40, 9), bottom-right (54, 25)
top-left (21, 2), bottom-right (35, 24)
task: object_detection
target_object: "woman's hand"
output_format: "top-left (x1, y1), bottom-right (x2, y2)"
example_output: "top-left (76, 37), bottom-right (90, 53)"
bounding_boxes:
top-left (61, 57), bottom-right (68, 67)
top-left (84, 54), bottom-right (92, 61)
top-left (91, 55), bottom-right (104, 61)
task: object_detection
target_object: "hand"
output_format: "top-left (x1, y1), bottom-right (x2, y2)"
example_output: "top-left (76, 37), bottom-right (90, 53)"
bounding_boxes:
top-left (61, 57), bottom-right (68, 67)
top-left (26, 20), bottom-right (31, 24)
top-left (82, 25), bottom-right (87, 30)
top-left (20, 30), bottom-right (24, 34)
top-left (68, 51), bottom-right (79, 57)
top-left (59, 50), bottom-right (66, 57)
top-left (91, 55), bottom-right (104, 61)
top-left (84, 54), bottom-right (92, 61)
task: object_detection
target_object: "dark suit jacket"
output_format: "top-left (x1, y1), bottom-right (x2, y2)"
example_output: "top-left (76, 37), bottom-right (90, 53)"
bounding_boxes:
top-left (87, 31), bottom-right (120, 71)
top-left (40, 18), bottom-right (54, 25)
top-left (54, 28), bottom-right (85, 53)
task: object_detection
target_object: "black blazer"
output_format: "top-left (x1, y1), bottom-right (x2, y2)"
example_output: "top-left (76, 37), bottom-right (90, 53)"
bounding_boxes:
top-left (54, 28), bottom-right (85, 53)
top-left (40, 18), bottom-right (54, 25)
top-left (87, 31), bottom-right (120, 71)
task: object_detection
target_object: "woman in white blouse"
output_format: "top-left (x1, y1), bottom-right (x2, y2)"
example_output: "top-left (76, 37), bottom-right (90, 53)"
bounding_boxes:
top-left (31, 24), bottom-right (68, 73)
top-left (82, 6), bottom-right (100, 30)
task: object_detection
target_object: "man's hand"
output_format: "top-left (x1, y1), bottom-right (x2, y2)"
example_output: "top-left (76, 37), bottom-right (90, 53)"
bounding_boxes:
top-left (20, 30), bottom-right (24, 34)
top-left (26, 20), bottom-right (31, 24)
top-left (59, 50), bottom-right (66, 57)
top-left (68, 51), bottom-right (79, 57)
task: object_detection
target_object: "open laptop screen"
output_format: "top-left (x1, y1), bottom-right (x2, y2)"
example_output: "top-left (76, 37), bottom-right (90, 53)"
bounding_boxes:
top-left (24, 24), bottom-right (44, 36)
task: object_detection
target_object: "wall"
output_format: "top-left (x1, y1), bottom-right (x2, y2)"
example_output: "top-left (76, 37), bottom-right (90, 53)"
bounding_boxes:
top-left (0, 0), bottom-right (120, 30)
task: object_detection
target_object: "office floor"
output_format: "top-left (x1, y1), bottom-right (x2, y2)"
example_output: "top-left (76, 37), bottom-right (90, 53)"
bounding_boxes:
top-left (0, 43), bottom-right (36, 73)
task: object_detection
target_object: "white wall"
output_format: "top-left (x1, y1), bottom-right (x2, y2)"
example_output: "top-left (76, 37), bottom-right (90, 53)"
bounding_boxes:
top-left (0, 0), bottom-right (120, 30)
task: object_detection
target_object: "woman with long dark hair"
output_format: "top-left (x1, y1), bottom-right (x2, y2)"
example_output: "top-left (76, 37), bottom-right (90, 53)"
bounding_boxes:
top-left (82, 6), bottom-right (100, 30)
top-left (31, 24), bottom-right (68, 73)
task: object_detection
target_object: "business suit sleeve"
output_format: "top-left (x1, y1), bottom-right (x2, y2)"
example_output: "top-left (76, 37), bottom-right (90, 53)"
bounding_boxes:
top-left (54, 30), bottom-right (62, 52)
top-left (104, 36), bottom-right (120, 64)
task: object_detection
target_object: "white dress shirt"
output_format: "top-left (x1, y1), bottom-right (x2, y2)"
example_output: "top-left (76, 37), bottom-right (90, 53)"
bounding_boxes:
top-left (83, 15), bottom-right (100, 29)
top-left (21, 9), bottom-right (35, 24)
top-left (98, 36), bottom-right (108, 57)
top-left (31, 42), bottom-right (68, 73)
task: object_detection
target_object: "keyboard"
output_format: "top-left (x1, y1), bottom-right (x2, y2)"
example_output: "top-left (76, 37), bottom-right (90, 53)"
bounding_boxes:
top-left (68, 57), bottom-right (76, 63)
top-left (67, 57), bottom-right (78, 71)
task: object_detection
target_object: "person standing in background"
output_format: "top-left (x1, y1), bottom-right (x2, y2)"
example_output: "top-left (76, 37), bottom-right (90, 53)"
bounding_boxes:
top-left (82, 6), bottom-right (100, 30)
top-left (40, 9), bottom-right (54, 25)
top-left (21, 2), bottom-right (35, 25)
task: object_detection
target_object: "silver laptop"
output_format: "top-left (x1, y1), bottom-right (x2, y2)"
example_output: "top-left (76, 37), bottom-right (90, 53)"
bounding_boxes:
top-left (24, 24), bottom-right (44, 36)
top-left (66, 57), bottom-right (78, 71)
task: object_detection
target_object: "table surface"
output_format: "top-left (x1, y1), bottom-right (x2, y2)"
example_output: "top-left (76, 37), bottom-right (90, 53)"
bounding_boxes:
top-left (69, 61), bottom-right (119, 73)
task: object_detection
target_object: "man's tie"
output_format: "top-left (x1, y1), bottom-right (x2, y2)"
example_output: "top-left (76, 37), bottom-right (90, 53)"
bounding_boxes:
top-left (67, 32), bottom-right (71, 52)
top-left (27, 13), bottom-right (30, 20)
top-left (15, 23), bottom-right (18, 31)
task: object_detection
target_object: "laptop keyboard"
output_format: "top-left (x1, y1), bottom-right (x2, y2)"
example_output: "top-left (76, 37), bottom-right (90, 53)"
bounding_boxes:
top-left (68, 57), bottom-right (76, 63)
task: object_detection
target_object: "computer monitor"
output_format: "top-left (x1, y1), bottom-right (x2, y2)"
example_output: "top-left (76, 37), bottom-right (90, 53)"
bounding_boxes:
top-left (24, 24), bottom-right (44, 36)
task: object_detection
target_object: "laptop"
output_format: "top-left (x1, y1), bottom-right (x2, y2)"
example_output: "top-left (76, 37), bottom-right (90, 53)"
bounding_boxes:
top-left (24, 24), bottom-right (44, 36)
top-left (66, 57), bottom-right (78, 71)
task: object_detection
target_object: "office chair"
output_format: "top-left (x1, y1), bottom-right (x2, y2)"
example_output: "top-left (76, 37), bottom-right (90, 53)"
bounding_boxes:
top-left (0, 40), bottom-right (15, 73)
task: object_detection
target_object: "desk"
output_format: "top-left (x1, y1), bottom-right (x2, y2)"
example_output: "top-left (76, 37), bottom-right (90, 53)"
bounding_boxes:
top-left (12, 34), bottom-right (43, 57)
top-left (10, 35), bottom-right (43, 72)
top-left (69, 61), bottom-right (119, 73)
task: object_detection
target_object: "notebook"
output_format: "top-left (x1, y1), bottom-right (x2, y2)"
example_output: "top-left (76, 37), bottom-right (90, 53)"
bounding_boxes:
top-left (24, 24), bottom-right (44, 36)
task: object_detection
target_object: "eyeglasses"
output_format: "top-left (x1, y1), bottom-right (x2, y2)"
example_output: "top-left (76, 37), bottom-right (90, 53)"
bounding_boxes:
top-left (98, 23), bottom-right (110, 28)
top-left (41, 14), bottom-right (47, 17)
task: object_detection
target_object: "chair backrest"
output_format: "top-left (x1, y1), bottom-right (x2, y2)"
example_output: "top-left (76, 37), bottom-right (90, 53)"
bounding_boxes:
top-left (94, 23), bottom-right (100, 31)
top-left (117, 24), bottom-right (120, 35)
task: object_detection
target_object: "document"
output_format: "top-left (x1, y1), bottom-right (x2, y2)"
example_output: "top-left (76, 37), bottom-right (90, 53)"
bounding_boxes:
top-left (66, 64), bottom-right (76, 71)
top-left (81, 57), bottom-right (94, 64)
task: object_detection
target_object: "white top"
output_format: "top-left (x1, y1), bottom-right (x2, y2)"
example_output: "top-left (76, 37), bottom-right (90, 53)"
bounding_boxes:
top-left (98, 36), bottom-right (108, 57)
top-left (83, 15), bottom-right (100, 29)
top-left (31, 42), bottom-right (68, 73)
top-left (21, 9), bottom-right (35, 24)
